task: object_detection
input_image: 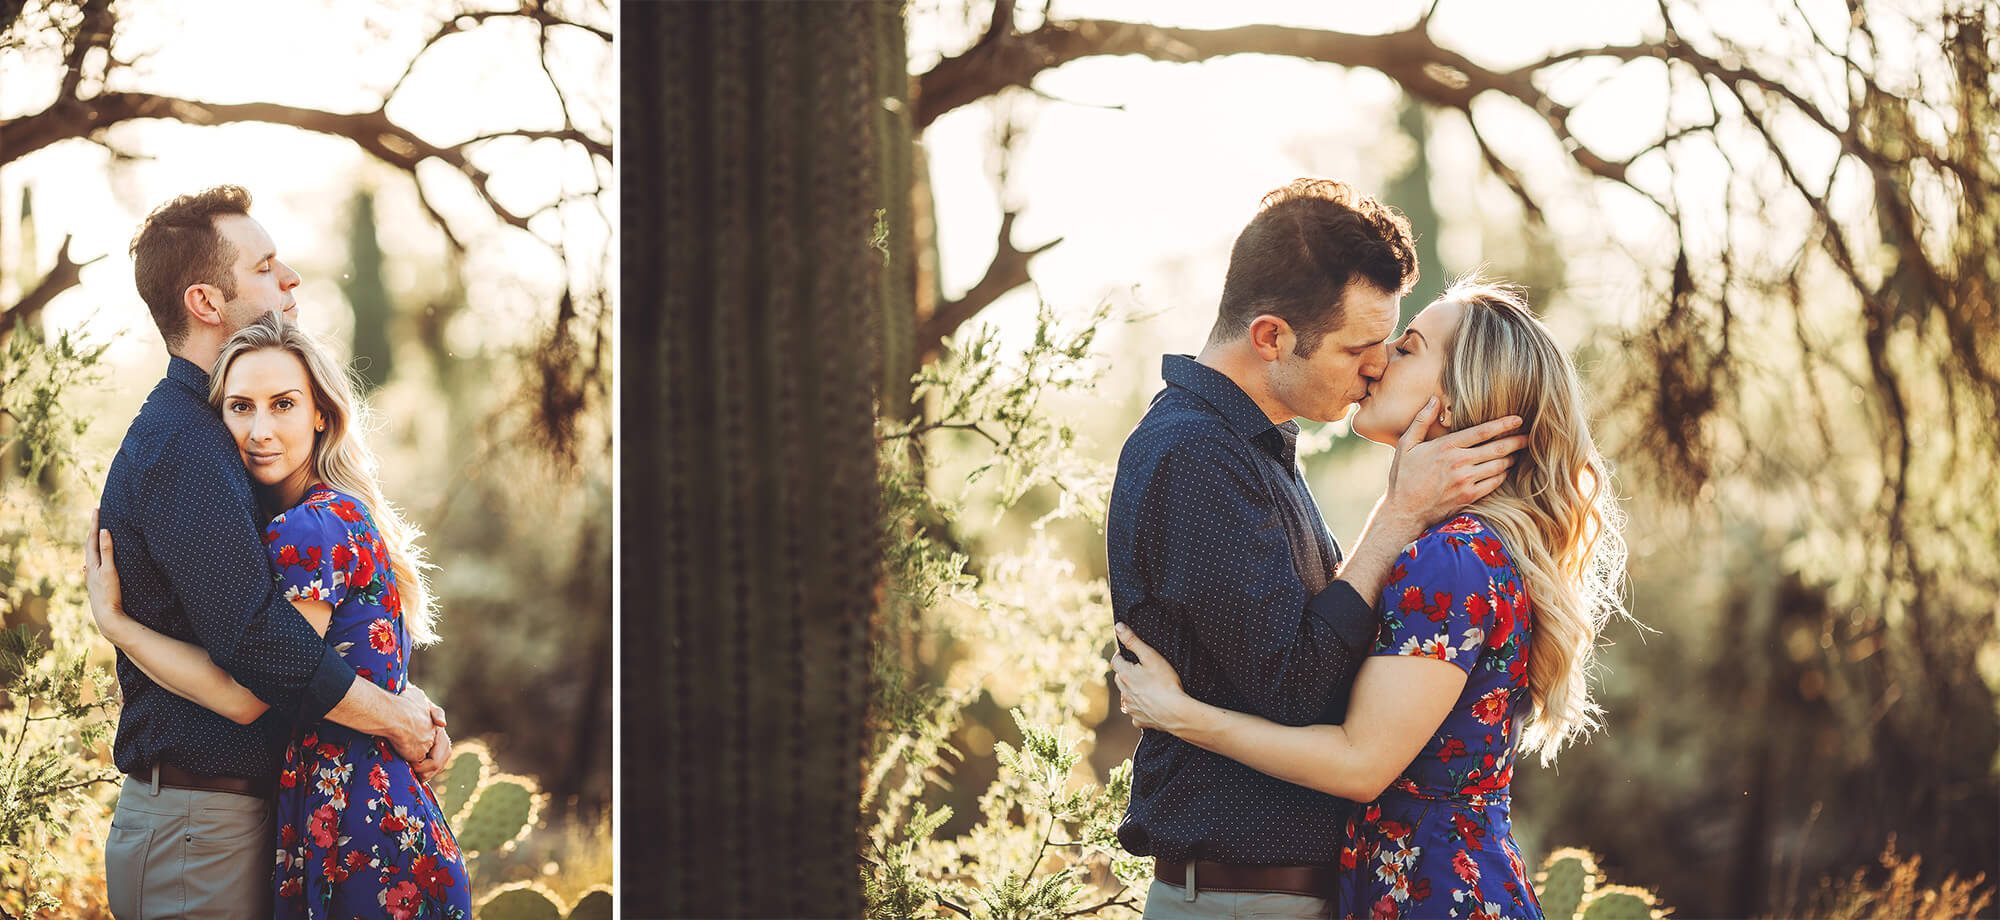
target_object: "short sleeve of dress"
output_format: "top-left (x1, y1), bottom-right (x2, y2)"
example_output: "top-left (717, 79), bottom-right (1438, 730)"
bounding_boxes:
top-left (1370, 521), bottom-right (1510, 675)
top-left (264, 502), bottom-right (354, 609)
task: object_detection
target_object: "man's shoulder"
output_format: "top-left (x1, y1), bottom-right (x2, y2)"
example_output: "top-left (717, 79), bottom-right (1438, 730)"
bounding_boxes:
top-left (104, 381), bottom-right (235, 490)
top-left (1119, 391), bottom-right (1250, 473)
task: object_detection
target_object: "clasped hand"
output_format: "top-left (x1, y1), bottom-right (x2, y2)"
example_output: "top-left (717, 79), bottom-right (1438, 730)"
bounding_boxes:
top-left (1111, 622), bottom-right (1191, 735)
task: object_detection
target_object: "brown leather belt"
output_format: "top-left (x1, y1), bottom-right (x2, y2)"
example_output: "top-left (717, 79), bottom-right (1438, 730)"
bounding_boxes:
top-left (1154, 858), bottom-right (1334, 899)
top-left (131, 762), bottom-right (274, 800)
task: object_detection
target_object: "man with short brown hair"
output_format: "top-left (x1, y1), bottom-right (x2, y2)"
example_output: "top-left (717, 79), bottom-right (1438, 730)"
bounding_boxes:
top-left (96, 186), bottom-right (450, 918)
top-left (1108, 179), bottom-right (1526, 918)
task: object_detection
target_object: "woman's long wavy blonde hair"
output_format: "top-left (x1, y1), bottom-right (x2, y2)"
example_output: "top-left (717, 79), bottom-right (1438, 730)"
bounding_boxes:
top-left (1438, 275), bottom-right (1627, 764)
top-left (209, 312), bottom-right (439, 646)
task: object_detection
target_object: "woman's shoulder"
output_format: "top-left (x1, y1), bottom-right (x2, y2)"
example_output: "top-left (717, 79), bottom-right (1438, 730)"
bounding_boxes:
top-left (1404, 514), bottom-right (1515, 579)
top-left (269, 487), bottom-right (377, 540)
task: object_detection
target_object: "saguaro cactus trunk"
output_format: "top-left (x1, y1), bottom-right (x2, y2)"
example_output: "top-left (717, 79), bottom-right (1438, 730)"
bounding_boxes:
top-left (623, 2), bottom-right (902, 915)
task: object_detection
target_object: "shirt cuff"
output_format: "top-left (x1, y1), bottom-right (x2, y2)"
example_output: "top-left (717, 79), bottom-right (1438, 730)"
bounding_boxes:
top-left (299, 644), bottom-right (358, 723)
top-left (1306, 579), bottom-right (1378, 654)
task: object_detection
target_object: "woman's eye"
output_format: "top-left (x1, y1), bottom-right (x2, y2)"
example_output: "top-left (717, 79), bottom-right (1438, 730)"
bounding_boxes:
top-left (229, 402), bottom-right (249, 413)
top-left (276, 398), bottom-right (294, 410)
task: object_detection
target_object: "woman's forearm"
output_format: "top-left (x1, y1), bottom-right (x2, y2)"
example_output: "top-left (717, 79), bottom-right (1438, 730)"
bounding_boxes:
top-left (1167, 699), bottom-right (1385, 802)
top-left (106, 618), bottom-right (270, 725)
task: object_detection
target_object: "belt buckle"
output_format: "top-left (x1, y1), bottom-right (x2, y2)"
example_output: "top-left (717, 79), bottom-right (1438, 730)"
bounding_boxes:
top-left (1184, 860), bottom-right (1195, 902)
top-left (149, 762), bottom-right (160, 796)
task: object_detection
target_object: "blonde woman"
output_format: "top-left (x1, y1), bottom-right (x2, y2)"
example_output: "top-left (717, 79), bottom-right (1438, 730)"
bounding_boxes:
top-left (86, 312), bottom-right (472, 918)
top-left (1113, 278), bottom-right (1627, 920)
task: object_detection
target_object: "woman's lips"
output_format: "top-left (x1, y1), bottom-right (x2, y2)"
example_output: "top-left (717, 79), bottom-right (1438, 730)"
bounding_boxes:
top-left (245, 450), bottom-right (284, 466)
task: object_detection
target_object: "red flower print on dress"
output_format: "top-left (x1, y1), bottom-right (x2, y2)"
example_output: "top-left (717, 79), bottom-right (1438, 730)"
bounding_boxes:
top-left (368, 619), bottom-right (398, 655)
top-left (1398, 585), bottom-right (1425, 612)
top-left (381, 809), bottom-right (410, 834)
top-left (1376, 819), bottom-right (1413, 842)
top-left (382, 880), bottom-right (422, 920)
top-left (299, 545), bottom-right (322, 571)
top-left (1470, 536), bottom-right (1507, 567)
top-left (320, 853), bottom-right (350, 884)
top-left (1438, 515), bottom-right (1481, 534)
top-left (1372, 893), bottom-right (1398, 920)
top-left (430, 817), bottom-right (462, 862)
top-left (331, 541), bottom-right (352, 571)
top-left (329, 499), bottom-right (365, 523)
top-left (1453, 849), bottom-right (1480, 884)
top-left (276, 544), bottom-right (301, 567)
top-left (370, 763), bottom-right (390, 793)
top-left (1470, 688), bottom-right (1509, 725)
top-left (1466, 591), bottom-right (1490, 628)
top-left (1425, 591), bottom-right (1453, 622)
top-left (1435, 737), bottom-right (1468, 762)
top-left (412, 854), bottom-right (457, 897)
top-left (308, 803), bottom-right (339, 848)
top-left (352, 541), bottom-right (376, 592)
top-left (1450, 813), bottom-right (1486, 850)
top-left (278, 876), bottom-right (302, 899)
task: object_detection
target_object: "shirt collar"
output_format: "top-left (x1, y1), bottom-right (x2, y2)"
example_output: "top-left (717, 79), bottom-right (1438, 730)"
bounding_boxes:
top-left (166, 354), bottom-right (211, 395)
top-left (1161, 355), bottom-right (1303, 466)
top-left (1162, 354), bottom-right (1282, 438)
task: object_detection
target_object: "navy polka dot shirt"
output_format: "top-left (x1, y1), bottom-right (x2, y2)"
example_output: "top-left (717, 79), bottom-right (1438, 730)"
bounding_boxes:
top-left (98, 356), bottom-right (357, 781)
top-left (1107, 355), bottom-right (1379, 866)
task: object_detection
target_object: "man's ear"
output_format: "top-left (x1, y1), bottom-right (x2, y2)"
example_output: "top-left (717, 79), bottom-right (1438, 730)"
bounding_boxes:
top-left (1246, 314), bottom-right (1293, 361)
top-left (183, 283), bottom-right (226, 330)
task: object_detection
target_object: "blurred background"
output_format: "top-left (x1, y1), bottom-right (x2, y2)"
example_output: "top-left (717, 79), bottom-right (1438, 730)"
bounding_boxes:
top-left (841, 0), bottom-right (1998, 917)
top-left (0, 0), bottom-right (611, 913)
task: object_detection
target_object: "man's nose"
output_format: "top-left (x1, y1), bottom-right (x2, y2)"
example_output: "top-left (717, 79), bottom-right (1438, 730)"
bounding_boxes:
top-left (277, 261), bottom-right (301, 291)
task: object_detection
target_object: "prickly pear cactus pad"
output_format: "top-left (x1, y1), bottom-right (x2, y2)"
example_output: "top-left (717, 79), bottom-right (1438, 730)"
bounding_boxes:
top-left (475, 882), bottom-right (563, 920)
top-left (1536, 847), bottom-right (1602, 919)
top-left (1580, 886), bottom-right (1666, 920)
top-left (565, 887), bottom-right (613, 920)
top-left (455, 773), bottom-right (541, 856)
top-left (434, 741), bottom-right (490, 824)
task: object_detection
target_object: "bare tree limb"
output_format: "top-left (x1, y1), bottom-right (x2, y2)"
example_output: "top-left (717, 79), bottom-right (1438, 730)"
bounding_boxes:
top-left (916, 211), bottom-right (1059, 352)
top-left (0, 234), bottom-right (102, 335)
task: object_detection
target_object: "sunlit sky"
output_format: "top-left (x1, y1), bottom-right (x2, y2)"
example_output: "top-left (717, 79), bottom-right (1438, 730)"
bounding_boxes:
top-left (909, 0), bottom-right (1937, 378)
top-left (0, 0), bottom-right (613, 386)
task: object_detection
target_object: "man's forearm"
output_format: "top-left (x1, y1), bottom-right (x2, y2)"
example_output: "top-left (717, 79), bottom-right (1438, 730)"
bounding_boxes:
top-left (1335, 498), bottom-right (1424, 610)
top-left (322, 676), bottom-right (425, 750)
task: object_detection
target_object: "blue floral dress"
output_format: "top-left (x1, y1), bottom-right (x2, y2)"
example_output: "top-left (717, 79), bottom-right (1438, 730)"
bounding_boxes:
top-left (1337, 514), bottom-right (1543, 920)
top-left (266, 485), bottom-right (472, 919)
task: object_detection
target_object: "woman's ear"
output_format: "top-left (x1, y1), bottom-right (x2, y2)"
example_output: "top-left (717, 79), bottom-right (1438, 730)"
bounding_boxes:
top-left (1438, 397), bottom-right (1454, 429)
top-left (314, 411), bottom-right (326, 433)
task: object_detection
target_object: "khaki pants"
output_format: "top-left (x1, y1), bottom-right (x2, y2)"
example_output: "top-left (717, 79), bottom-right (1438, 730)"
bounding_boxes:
top-left (104, 771), bottom-right (273, 920)
top-left (1142, 879), bottom-right (1328, 920)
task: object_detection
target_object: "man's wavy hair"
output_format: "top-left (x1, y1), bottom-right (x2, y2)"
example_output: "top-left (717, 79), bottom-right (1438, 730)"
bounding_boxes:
top-left (1210, 178), bottom-right (1419, 356)
top-left (129, 185), bottom-right (253, 348)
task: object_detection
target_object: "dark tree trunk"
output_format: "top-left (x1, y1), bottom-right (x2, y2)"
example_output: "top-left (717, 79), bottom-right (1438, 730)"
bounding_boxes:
top-left (622, 2), bottom-right (898, 915)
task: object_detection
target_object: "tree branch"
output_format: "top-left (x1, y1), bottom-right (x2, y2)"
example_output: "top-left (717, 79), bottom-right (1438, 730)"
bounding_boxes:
top-left (1, 234), bottom-right (102, 333)
top-left (916, 211), bottom-right (1059, 351)
top-left (2, 90), bottom-right (619, 240)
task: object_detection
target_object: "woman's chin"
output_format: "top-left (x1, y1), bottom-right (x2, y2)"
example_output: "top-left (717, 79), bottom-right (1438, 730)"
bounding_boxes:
top-left (1349, 411), bottom-right (1387, 446)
